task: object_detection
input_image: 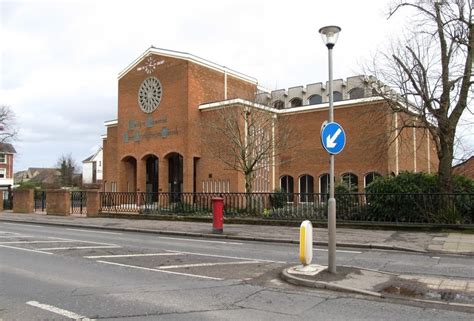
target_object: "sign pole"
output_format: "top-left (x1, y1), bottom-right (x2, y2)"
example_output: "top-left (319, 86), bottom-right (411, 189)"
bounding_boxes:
top-left (327, 43), bottom-right (337, 274)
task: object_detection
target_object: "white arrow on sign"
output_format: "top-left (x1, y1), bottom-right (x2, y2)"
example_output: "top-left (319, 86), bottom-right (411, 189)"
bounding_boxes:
top-left (326, 128), bottom-right (342, 148)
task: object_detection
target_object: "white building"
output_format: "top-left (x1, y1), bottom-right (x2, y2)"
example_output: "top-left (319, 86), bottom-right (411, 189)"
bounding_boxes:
top-left (82, 147), bottom-right (103, 185)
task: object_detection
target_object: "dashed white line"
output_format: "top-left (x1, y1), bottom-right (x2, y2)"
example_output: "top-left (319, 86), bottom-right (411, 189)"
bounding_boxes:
top-left (67, 228), bottom-right (122, 235)
top-left (0, 244), bottom-right (53, 255)
top-left (36, 245), bottom-right (122, 251)
top-left (84, 252), bottom-right (183, 259)
top-left (47, 237), bottom-right (118, 246)
top-left (0, 240), bottom-right (77, 244)
top-left (0, 235), bottom-right (35, 238)
top-left (158, 236), bottom-right (242, 245)
top-left (26, 300), bottom-right (94, 320)
top-left (96, 260), bottom-right (223, 280)
top-left (166, 250), bottom-right (286, 263)
top-left (159, 260), bottom-right (262, 269)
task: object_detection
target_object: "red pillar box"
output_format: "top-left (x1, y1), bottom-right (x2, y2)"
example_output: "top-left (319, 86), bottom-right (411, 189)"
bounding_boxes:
top-left (212, 197), bottom-right (224, 234)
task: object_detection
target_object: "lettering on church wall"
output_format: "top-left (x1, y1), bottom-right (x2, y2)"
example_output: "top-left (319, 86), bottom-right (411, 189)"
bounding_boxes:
top-left (124, 115), bottom-right (178, 142)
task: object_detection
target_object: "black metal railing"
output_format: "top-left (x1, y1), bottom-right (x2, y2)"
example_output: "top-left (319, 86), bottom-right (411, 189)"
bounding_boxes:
top-left (34, 191), bottom-right (46, 212)
top-left (99, 192), bottom-right (474, 224)
top-left (71, 191), bottom-right (87, 215)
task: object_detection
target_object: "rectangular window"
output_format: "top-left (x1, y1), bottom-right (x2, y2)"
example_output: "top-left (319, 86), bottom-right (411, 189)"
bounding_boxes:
top-left (0, 154), bottom-right (5, 163)
top-left (0, 168), bottom-right (6, 179)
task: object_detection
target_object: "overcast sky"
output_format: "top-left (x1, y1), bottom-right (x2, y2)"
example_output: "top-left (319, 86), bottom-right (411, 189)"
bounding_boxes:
top-left (1, 0), bottom-right (471, 173)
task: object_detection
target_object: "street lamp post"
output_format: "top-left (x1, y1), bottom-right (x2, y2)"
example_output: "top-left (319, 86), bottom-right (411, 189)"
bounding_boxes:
top-left (319, 25), bottom-right (341, 274)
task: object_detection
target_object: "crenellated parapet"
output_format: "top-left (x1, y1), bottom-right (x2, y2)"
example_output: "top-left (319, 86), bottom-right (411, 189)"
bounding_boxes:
top-left (256, 75), bottom-right (379, 109)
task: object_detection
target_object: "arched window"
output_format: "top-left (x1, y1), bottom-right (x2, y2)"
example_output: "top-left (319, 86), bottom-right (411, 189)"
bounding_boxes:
top-left (308, 94), bottom-right (322, 105)
top-left (299, 174), bottom-right (314, 202)
top-left (333, 91), bottom-right (343, 102)
top-left (364, 172), bottom-right (381, 188)
top-left (341, 173), bottom-right (358, 192)
top-left (273, 100), bottom-right (284, 109)
top-left (280, 175), bottom-right (294, 202)
top-left (280, 175), bottom-right (294, 194)
top-left (290, 98), bottom-right (303, 107)
top-left (349, 87), bottom-right (364, 99)
top-left (319, 174), bottom-right (330, 202)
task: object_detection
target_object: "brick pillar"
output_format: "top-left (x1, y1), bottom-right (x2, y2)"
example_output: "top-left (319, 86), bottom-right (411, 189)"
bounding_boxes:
top-left (137, 159), bottom-right (146, 193)
top-left (46, 190), bottom-right (71, 216)
top-left (0, 191), bottom-right (3, 211)
top-left (12, 189), bottom-right (34, 213)
top-left (86, 190), bottom-right (100, 217)
top-left (159, 157), bottom-right (168, 192)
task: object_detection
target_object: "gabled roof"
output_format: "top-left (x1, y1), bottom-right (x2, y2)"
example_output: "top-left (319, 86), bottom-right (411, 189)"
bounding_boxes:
top-left (0, 142), bottom-right (16, 153)
top-left (453, 156), bottom-right (474, 168)
top-left (82, 147), bottom-right (102, 163)
top-left (118, 46), bottom-right (258, 84)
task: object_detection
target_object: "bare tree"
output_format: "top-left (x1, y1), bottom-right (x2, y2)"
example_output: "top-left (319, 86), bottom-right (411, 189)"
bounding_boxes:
top-left (368, 0), bottom-right (473, 193)
top-left (56, 153), bottom-right (78, 187)
top-left (201, 102), bottom-right (294, 193)
top-left (0, 105), bottom-right (18, 143)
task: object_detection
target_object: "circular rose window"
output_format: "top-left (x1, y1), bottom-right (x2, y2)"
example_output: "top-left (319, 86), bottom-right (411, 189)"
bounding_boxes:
top-left (138, 77), bottom-right (162, 113)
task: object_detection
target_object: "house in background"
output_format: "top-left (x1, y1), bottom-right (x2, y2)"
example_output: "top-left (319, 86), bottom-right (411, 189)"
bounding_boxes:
top-left (82, 147), bottom-right (103, 185)
top-left (453, 156), bottom-right (474, 180)
top-left (14, 167), bottom-right (60, 188)
top-left (0, 142), bottom-right (16, 205)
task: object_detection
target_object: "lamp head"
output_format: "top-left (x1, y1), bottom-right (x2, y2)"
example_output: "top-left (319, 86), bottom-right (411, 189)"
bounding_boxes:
top-left (319, 25), bottom-right (341, 49)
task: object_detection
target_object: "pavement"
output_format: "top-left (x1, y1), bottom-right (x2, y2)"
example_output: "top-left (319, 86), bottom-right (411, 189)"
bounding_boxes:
top-left (281, 264), bottom-right (474, 308)
top-left (1, 211), bottom-right (474, 308)
top-left (0, 211), bottom-right (473, 255)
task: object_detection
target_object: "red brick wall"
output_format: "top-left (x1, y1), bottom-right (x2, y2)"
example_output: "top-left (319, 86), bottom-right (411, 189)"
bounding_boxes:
top-left (453, 157), bottom-right (474, 179)
top-left (103, 53), bottom-right (257, 193)
top-left (103, 125), bottom-right (118, 192)
top-left (103, 52), bottom-right (440, 194)
top-left (279, 102), bottom-right (390, 193)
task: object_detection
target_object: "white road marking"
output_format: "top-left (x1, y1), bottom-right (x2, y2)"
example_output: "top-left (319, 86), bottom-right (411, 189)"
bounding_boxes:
top-left (96, 260), bottom-right (223, 280)
top-left (315, 249), bottom-right (362, 254)
top-left (47, 237), bottom-right (118, 246)
top-left (0, 240), bottom-right (77, 244)
top-left (0, 230), bottom-right (22, 234)
top-left (36, 245), bottom-right (122, 251)
top-left (26, 300), bottom-right (94, 320)
top-left (0, 235), bottom-right (35, 238)
top-left (84, 252), bottom-right (183, 259)
top-left (158, 236), bottom-right (242, 245)
top-left (432, 256), bottom-right (441, 259)
top-left (0, 244), bottom-right (53, 255)
top-left (166, 250), bottom-right (286, 263)
top-left (67, 228), bottom-right (122, 235)
top-left (159, 260), bottom-right (262, 269)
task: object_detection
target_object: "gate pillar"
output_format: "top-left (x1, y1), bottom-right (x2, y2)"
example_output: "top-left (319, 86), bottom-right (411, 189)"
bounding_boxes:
top-left (46, 189), bottom-right (71, 216)
top-left (86, 190), bottom-right (100, 217)
top-left (12, 189), bottom-right (34, 213)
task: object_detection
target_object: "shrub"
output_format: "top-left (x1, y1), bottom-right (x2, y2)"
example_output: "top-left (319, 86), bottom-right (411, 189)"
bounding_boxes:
top-left (365, 172), bottom-right (474, 223)
top-left (269, 188), bottom-right (289, 209)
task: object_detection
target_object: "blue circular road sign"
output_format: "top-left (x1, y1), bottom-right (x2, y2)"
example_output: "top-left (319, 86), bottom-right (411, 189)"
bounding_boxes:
top-left (321, 122), bottom-right (346, 154)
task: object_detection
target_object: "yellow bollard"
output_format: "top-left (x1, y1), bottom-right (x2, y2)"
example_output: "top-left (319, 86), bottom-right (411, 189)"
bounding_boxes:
top-left (299, 220), bottom-right (313, 266)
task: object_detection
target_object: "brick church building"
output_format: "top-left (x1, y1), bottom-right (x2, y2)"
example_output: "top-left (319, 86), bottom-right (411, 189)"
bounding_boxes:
top-left (102, 47), bottom-right (437, 195)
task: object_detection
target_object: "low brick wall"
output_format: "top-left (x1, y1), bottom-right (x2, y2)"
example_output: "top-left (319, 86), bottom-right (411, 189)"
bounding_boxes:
top-left (46, 190), bottom-right (71, 216)
top-left (12, 189), bottom-right (34, 213)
